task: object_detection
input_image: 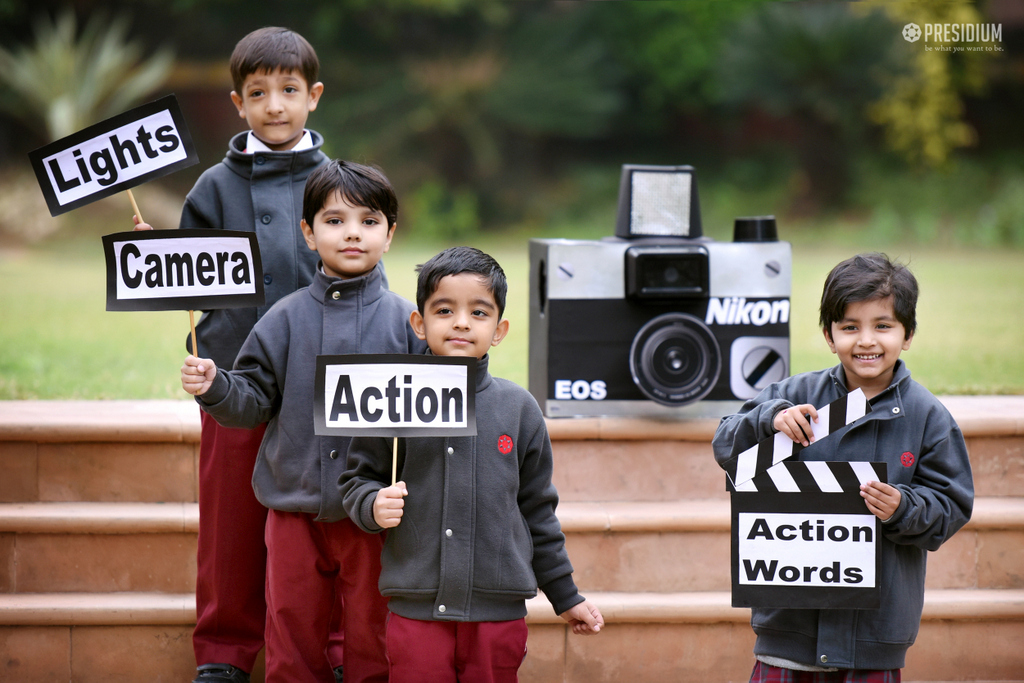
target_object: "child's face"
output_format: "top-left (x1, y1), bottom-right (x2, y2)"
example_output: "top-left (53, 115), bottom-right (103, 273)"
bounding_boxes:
top-left (410, 274), bottom-right (509, 359)
top-left (825, 296), bottom-right (913, 399)
top-left (230, 68), bottom-right (323, 151)
top-left (300, 191), bottom-right (394, 280)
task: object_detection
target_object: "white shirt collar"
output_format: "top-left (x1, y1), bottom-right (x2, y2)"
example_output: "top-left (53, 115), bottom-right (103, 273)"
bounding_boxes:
top-left (245, 130), bottom-right (313, 153)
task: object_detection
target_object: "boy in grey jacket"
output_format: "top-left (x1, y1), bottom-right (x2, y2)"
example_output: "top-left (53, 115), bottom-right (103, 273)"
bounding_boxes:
top-left (181, 160), bottom-right (424, 683)
top-left (341, 246), bottom-right (603, 682)
top-left (132, 27), bottom-right (334, 683)
top-left (713, 253), bottom-right (973, 682)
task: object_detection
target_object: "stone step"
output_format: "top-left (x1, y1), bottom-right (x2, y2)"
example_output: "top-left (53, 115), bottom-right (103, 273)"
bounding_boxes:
top-left (2, 397), bottom-right (1021, 503)
top-left (1, 498), bottom-right (1020, 594)
top-left (547, 395), bottom-right (1024, 502)
top-left (0, 503), bottom-right (197, 593)
top-left (1, 590), bottom-right (1021, 682)
top-left (0, 401), bottom-right (198, 504)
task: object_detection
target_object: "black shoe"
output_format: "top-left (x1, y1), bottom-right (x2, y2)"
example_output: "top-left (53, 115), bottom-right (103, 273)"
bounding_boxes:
top-left (193, 664), bottom-right (251, 683)
top-left (333, 665), bottom-right (344, 683)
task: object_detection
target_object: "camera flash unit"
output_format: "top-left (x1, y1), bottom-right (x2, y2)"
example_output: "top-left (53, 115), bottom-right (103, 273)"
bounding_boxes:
top-left (615, 165), bottom-right (702, 239)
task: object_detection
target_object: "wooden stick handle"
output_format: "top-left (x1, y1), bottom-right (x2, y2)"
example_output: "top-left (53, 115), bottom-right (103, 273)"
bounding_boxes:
top-left (189, 310), bottom-right (197, 357)
top-left (392, 437), bottom-right (398, 486)
top-left (127, 189), bottom-right (144, 224)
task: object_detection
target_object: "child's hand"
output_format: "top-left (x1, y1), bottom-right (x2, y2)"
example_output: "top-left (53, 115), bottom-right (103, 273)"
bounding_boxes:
top-left (560, 599), bottom-right (603, 635)
top-left (132, 215), bottom-right (154, 231)
top-left (373, 482), bottom-right (408, 529)
top-left (861, 480), bottom-right (901, 521)
top-left (181, 355), bottom-right (216, 396)
top-left (774, 404), bottom-right (819, 447)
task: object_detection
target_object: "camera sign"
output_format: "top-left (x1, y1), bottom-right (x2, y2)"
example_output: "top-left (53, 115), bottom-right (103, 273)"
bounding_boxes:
top-left (102, 229), bottom-right (264, 312)
top-left (314, 355), bottom-right (477, 437)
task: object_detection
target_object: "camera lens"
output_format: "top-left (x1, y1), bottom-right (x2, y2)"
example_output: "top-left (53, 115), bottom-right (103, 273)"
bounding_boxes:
top-left (629, 313), bottom-right (721, 406)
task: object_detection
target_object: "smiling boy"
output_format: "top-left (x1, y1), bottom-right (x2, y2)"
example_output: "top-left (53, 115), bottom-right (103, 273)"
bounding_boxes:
top-left (181, 160), bottom-right (424, 682)
top-left (341, 246), bottom-right (603, 683)
top-left (712, 253), bottom-right (973, 682)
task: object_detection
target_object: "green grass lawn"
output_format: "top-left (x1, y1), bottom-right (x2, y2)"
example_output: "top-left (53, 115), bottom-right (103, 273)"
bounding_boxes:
top-left (1, 236), bottom-right (1021, 400)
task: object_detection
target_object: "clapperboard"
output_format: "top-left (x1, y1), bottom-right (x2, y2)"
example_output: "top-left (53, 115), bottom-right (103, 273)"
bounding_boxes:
top-left (726, 389), bottom-right (888, 609)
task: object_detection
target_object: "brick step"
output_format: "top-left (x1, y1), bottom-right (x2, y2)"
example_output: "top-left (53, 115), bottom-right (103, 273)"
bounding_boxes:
top-left (1, 498), bottom-right (1020, 594)
top-left (1, 590), bottom-right (1021, 682)
top-left (2, 397), bottom-right (1022, 503)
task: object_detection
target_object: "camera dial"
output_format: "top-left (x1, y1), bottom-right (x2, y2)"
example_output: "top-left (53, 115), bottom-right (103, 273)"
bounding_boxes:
top-left (629, 313), bottom-right (721, 406)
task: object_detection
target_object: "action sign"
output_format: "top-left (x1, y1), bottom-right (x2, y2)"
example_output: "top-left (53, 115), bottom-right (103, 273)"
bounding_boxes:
top-left (314, 355), bottom-right (477, 437)
top-left (29, 94), bottom-right (198, 216)
top-left (102, 229), bottom-right (265, 312)
top-left (731, 461), bottom-right (886, 609)
top-left (724, 390), bottom-right (884, 609)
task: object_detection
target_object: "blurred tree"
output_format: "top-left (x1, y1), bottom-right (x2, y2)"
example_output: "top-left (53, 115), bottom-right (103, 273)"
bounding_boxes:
top-left (588, 0), bottom-right (767, 119)
top-left (858, 0), bottom-right (990, 168)
top-left (715, 2), bottom-right (906, 210)
top-left (0, 9), bottom-right (173, 141)
top-left (318, 3), bottom-right (625, 233)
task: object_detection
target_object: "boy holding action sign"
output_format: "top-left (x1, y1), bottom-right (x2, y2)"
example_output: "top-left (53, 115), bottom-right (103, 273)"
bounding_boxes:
top-left (341, 247), bottom-right (603, 683)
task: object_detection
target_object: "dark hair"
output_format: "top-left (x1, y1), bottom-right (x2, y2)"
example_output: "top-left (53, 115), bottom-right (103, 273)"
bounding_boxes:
top-left (302, 160), bottom-right (398, 229)
top-left (416, 247), bottom-right (507, 318)
top-left (230, 27), bottom-right (319, 93)
top-left (819, 252), bottom-right (918, 340)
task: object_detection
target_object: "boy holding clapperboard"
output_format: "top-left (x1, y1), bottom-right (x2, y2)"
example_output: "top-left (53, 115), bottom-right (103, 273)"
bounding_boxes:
top-left (179, 159), bottom-right (423, 682)
top-left (341, 247), bottom-right (603, 682)
top-left (713, 253), bottom-right (973, 682)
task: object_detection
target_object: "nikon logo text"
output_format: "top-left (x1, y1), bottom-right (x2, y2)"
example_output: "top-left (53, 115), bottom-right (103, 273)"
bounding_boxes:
top-left (706, 297), bottom-right (790, 326)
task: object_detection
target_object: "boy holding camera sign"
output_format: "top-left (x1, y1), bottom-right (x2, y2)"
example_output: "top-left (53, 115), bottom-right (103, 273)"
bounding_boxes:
top-left (713, 253), bottom-right (973, 682)
top-left (341, 246), bottom-right (603, 682)
top-left (181, 160), bottom-right (424, 682)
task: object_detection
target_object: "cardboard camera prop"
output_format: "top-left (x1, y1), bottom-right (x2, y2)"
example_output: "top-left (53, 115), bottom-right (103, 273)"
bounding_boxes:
top-left (529, 165), bottom-right (791, 419)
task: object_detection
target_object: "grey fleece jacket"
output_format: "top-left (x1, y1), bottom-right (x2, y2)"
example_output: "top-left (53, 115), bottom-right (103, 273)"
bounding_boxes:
top-left (179, 130), bottom-right (327, 369)
top-left (197, 265), bottom-right (425, 521)
top-left (712, 360), bottom-right (973, 670)
top-left (341, 355), bottom-right (585, 622)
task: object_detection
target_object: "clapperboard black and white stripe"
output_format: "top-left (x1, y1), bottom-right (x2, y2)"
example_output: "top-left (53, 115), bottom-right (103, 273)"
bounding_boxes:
top-left (724, 388), bottom-right (870, 491)
top-left (746, 460), bottom-right (886, 493)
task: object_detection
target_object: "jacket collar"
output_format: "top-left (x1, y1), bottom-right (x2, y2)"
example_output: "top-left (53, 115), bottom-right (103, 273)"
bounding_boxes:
top-left (422, 350), bottom-right (493, 392)
top-left (223, 130), bottom-right (325, 178)
top-left (829, 359), bottom-right (910, 418)
top-left (309, 261), bottom-right (386, 305)
top-left (475, 354), bottom-right (493, 392)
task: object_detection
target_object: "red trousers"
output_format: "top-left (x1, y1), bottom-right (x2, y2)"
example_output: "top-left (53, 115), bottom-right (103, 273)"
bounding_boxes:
top-left (265, 510), bottom-right (389, 683)
top-left (193, 413), bottom-right (269, 671)
top-left (385, 613), bottom-right (528, 683)
top-left (193, 414), bottom-right (345, 672)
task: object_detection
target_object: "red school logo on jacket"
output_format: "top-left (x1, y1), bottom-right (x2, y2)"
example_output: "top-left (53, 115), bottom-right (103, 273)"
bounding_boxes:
top-left (498, 434), bottom-right (514, 454)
